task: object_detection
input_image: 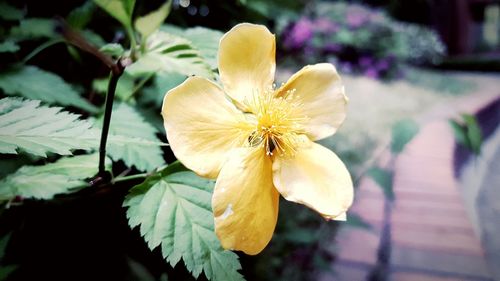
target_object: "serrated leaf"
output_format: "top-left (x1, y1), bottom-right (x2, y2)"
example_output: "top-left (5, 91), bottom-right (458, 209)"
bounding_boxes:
top-left (124, 169), bottom-right (244, 281)
top-left (0, 153), bottom-right (110, 200)
top-left (367, 167), bottom-right (394, 201)
top-left (0, 98), bottom-right (98, 157)
top-left (135, 1), bottom-right (172, 40)
top-left (0, 66), bottom-right (98, 113)
top-left (0, 41), bottom-right (19, 53)
top-left (391, 119), bottom-right (419, 154)
top-left (97, 103), bottom-right (164, 171)
top-left (67, 1), bottom-right (96, 29)
top-left (9, 18), bottom-right (56, 40)
top-left (161, 25), bottom-right (223, 69)
top-left (127, 31), bottom-right (214, 79)
top-left (94, 0), bottom-right (135, 27)
top-left (0, 2), bottom-right (24, 21)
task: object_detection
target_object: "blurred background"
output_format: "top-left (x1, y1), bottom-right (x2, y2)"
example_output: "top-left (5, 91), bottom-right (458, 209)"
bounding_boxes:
top-left (1, 0), bottom-right (499, 280)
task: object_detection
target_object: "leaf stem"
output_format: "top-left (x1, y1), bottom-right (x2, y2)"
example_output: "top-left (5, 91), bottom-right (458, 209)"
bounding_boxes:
top-left (22, 38), bottom-right (64, 63)
top-left (112, 173), bottom-right (149, 184)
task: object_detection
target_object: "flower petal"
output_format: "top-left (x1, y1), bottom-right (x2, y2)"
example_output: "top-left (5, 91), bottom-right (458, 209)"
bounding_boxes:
top-left (212, 147), bottom-right (279, 255)
top-left (218, 23), bottom-right (276, 108)
top-left (277, 63), bottom-right (348, 141)
top-left (272, 141), bottom-right (353, 220)
top-left (162, 76), bottom-right (251, 178)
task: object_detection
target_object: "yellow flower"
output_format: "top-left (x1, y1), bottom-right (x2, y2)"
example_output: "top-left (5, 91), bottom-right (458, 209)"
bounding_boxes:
top-left (161, 23), bottom-right (353, 255)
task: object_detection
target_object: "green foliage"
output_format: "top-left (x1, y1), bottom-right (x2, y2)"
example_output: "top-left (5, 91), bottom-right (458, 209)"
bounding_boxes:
top-left (141, 71), bottom-right (185, 107)
top-left (127, 30), bottom-right (214, 79)
top-left (9, 18), bottom-right (57, 40)
top-left (449, 114), bottom-right (482, 155)
top-left (0, 98), bottom-right (97, 157)
top-left (135, 1), bottom-right (172, 40)
top-left (0, 153), bottom-right (110, 200)
top-left (0, 233), bottom-right (17, 281)
top-left (94, 0), bottom-right (136, 28)
top-left (96, 103), bottom-right (164, 171)
top-left (67, 1), bottom-right (96, 29)
top-left (93, 73), bottom-right (134, 100)
top-left (0, 41), bottom-right (19, 53)
top-left (99, 43), bottom-right (125, 58)
top-left (161, 25), bottom-right (223, 69)
top-left (124, 168), bottom-right (244, 281)
top-left (367, 167), bottom-right (394, 201)
top-left (391, 119), bottom-right (419, 154)
top-left (345, 213), bottom-right (372, 230)
top-left (0, 66), bottom-right (98, 113)
top-left (0, 2), bottom-right (24, 21)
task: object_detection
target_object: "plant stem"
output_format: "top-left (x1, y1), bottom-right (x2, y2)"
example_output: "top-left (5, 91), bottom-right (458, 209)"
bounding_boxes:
top-left (112, 173), bottom-right (149, 184)
top-left (99, 61), bottom-right (125, 176)
top-left (23, 38), bottom-right (64, 63)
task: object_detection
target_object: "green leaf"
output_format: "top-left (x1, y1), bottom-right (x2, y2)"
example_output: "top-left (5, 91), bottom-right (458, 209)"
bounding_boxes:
top-left (0, 2), bottom-right (24, 21)
top-left (0, 66), bottom-right (98, 113)
top-left (127, 31), bottom-right (214, 79)
top-left (9, 18), bottom-right (57, 40)
top-left (391, 119), bottom-right (419, 154)
top-left (141, 71), bottom-right (185, 107)
top-left (94, 0), bottom-right (136, 27)
top-left (67, 1), bottom-right (96, 29)
top-left (135, 1), bottom-right (172, 40)
top-left (462, 114), bottom-right (482, 155)
top-left (92, 73), bottom-right (134, 100)
top-left (0, 41), bottom-right (19, 53)
top-left (100, 43), bottom-right (125, 57)
top-left (449, 119), bottom-right (469, 147)
top-left (0, 98), bottom-right (98, 157)
top-left (161, 25), bottom-right (223, 69)
top-left (0, 265), bottom-right (17, 281)
top-left (97, 103), bottom-right (164, 171)
top-left (124, 170), bottom-right (244, 281)
top-left (0, 153), bottom-right (110, 200)
top-left (367, 167), bottom-right (394, 201)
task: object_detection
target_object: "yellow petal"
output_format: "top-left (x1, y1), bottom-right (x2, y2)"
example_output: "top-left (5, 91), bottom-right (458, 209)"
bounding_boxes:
top-left (162, 76), bottom-right (251, 178)
top-left (218, 23), bottom-right (276, 108)
top-left (272, 141), bottom-right (353, 220)
top-left (277, 63), bottom-right (348, 141)
top-left (212, 147), bottom-right (279, 255)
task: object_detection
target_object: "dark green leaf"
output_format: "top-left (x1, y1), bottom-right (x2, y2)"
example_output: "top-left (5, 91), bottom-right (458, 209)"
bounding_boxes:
top-left (0, 153), bottom-right (110, 200)
top-left (124, 170), bottom-right (244, 281)
top-left (94, 0), bottom-right (136, 27)
top-left (449, 119), bottom-right (469, 147)
top-left (9, 18), bottom-right (57, 40)
top-left (345, 213), bottom-right (372, 230)
top-left (67, 1), bottom-right (96, 29)
top-left (0, 2), bottom-right (24, 21)
top-left (391, 119), bottom-right (419, 154)
top-left (0, 66), bottom-right (98, 112)
top-left (92, 73), bottom-right (134, 100)
top-left (0, 41), bottom-right (19, 53)
top-left (367, 167), bottom-right (394, 201)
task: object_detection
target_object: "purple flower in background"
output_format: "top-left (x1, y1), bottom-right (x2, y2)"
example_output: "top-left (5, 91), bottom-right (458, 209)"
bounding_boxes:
top-left (283, 18), bottom-right (314, 49)
top-left (376, 58), bottom-right (390, 71)
top-left (323, 43), bottom-right (342, 53)
top-left (314, 18), bottom-right (339, 33)
top-left (364, 67), bottom-right (379, 79)
top-left (346, 6), bottom-right (369, 28)
top-left (340, 62), bottom-right (353, 74)
top-left (359, 56), bottom-right (374, 67)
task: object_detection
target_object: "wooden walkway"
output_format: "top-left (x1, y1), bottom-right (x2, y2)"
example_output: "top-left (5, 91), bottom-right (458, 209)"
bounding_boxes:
top-left (320, 92), bottom-right (499, 281)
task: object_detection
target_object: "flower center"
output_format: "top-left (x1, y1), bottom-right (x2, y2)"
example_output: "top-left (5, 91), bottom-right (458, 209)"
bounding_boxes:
top-left (246, 88), bottom-right (307, 156)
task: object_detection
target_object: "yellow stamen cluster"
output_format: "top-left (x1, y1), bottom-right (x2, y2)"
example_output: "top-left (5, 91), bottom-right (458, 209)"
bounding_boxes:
top-left (246, 87), bottom-right (308, 156)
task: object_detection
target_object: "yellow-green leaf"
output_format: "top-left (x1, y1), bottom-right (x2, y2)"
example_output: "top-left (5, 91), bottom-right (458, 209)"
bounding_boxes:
top-left (94, 0), bottom-right (135, 27)
top-left (135, 0), bottom-right (172, 40)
